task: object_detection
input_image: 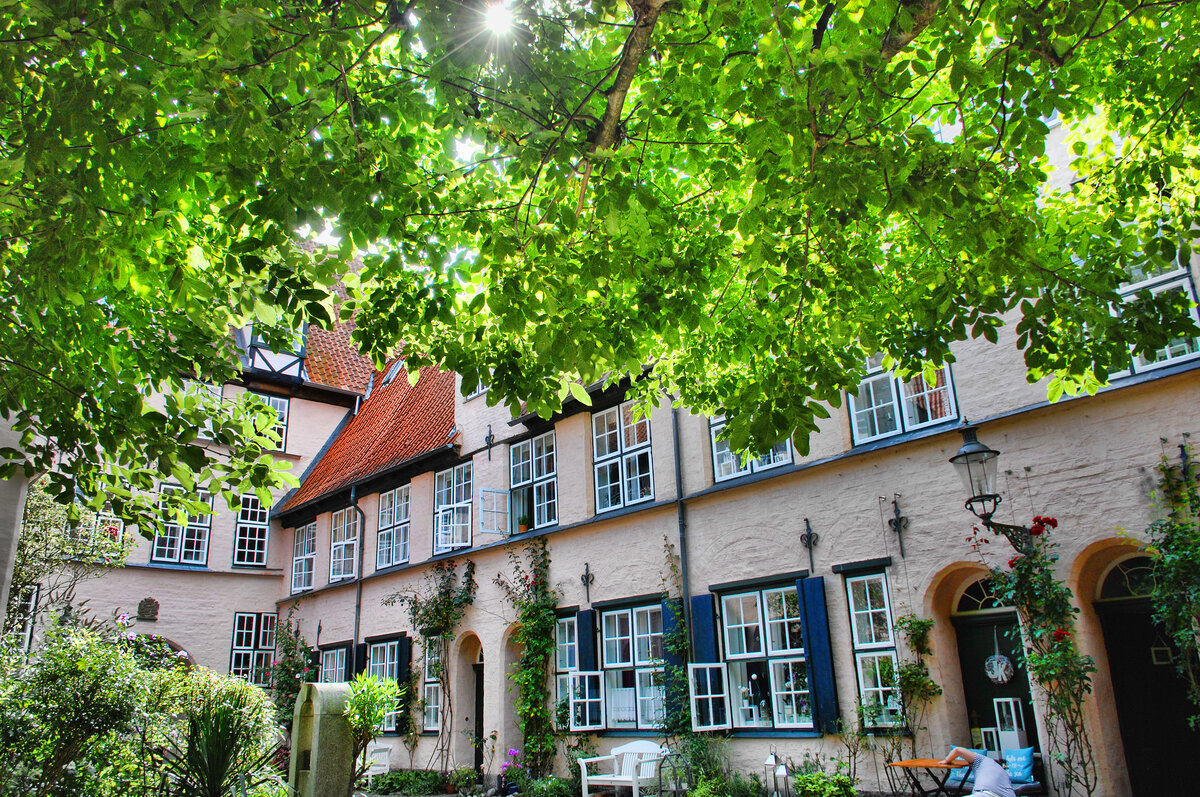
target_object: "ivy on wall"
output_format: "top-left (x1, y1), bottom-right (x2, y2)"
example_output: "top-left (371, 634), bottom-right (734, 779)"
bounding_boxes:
top-left (1147, 440), bottom-right (1200, 727)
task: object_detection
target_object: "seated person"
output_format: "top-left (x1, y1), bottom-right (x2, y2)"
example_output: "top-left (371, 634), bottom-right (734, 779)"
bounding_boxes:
top-left (940, 747), bottom-right (1016, 797)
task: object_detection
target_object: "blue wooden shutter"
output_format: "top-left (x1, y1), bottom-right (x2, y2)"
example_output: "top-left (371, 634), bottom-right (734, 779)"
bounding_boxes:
top-left (661, 598), bottom-right (684, 668)
top-left (662, 597), bottom-right (686, 721)
top-left (690, 594), bottom-right (719, 663)
top-left (398, 634), bottom-right (412, 680)
top-left (799, 576), bottom-right (840, 733)
top-left (352, 642), bottom-right (367, 678)
top-left (576, 609), bottom-right (597, 671)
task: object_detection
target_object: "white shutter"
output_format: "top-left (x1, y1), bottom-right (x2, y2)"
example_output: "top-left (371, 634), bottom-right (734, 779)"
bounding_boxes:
top-left (452, 506), bottom-right (471, 548)
top-left (479, 489), bottom-right (510, 535)
top-left (568, 671), bottom-right (606, 732)
top-left (435, 508), bottom-right (454, 553)
top-left (688, 663), bottom-right (732, 732)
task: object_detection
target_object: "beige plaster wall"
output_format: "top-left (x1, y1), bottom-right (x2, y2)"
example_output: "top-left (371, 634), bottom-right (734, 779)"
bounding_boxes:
top-left (66, 389), bottom-right (350, 669)
top-left (275, 361), bottom-right (1200, 796)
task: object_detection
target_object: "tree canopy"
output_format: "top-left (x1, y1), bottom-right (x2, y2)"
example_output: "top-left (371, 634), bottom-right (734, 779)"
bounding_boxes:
top-left (3, 0), bottom-right (1199, 513)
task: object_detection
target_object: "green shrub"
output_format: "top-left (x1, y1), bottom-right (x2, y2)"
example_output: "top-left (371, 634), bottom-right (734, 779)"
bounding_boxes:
top-left (793, 770), bottom-right (856, 797)
top-left (526, 774), bottom-right (572, 797)
top-left (368, 768), bottom-right (446, 794)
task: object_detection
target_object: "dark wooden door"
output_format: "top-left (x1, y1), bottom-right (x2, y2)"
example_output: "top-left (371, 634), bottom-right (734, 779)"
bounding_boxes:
top-left (952, 612), bottom-right (1039, 753)
top-left (473, 661), bottom-right (484, 772)
top-left (1097, 597), bottom-right (1197, 796)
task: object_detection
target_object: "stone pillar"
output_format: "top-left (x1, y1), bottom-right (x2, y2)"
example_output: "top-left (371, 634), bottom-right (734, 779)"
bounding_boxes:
top-left (0, 417), bottom-right (31, 618)
top-left (289, 682), bottom-right (354, 797)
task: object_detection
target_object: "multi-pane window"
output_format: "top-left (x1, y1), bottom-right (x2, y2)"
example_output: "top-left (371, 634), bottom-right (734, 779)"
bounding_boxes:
top-left (254, 392), bottom-right (290, 451)
top-left (292, 522), bottom-right (316, 593)
top-left (152, 485), bottom-right (212, 565)
top-left (592, 401), bottom-right (653, 513)
top-left (714, 587), bottom-right (810, 729)
top-left (434, 463), bottom-right (472, 554)
top-left (330, 508), bottom-right (359, 581)
top-left (368, 640), bottom-right (402, 731)
top-left (555, 617), bottom-right (578, 705)
top-left (423, 638), bottom-right (444, 731)
top-left (848, 355), bottom-right (956, 444)
top-left (710, 419), bottom-right (792, 482)
top-left (1119, 260), bottom-right (1200, 373)
top-left (8, 585), bottom-right (38, 651)
top-left (377, 485), bottom-right (411, 569)
top-left (230, 612), bottom-right (276, 687)
top-left (511, 431), bottom-right (558, 530)
top-left (234, 494), bottom-right (270, 567)
top-left (570, 605), bottom-right (664, 731)
top-left (846, 573), bottom-right (900, 726)
top-left (320, 647), bottom-right (348, 683)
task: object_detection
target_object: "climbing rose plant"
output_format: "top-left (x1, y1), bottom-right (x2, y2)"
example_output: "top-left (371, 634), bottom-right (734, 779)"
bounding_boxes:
top-left (977, 517), bottom-right (1098, 797)
top-left (494, 539), bottom-right (558, 779)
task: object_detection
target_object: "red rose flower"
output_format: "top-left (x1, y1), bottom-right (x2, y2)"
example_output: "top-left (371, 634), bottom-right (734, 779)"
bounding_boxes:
top-left (1008, 556), bottom-right (1021, 568)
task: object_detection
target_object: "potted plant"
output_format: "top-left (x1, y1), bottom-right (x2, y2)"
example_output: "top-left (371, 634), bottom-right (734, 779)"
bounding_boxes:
top-left (517, 511), bottom-right (531, 534)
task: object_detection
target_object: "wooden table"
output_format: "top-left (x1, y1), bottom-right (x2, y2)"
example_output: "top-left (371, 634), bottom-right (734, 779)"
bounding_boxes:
top-left (886, 758), bottom-right (970, 797)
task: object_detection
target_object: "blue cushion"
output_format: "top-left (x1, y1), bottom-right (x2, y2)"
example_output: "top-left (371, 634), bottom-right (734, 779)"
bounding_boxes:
top-left (948, 748), bottom-right (987, 786)
top-left (1004, 747), bottom-right (1036, 785)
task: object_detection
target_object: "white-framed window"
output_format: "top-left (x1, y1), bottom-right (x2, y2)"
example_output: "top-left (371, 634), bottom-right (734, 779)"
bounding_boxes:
top-left (847, 573), bottom-right (894, 648)
top-left (152, 485), bottom-right (212, 565)
top-left (230, 611), bottom-right (276, 687)
top-left (254, 392), bottom-right (290, 451)
top-left (330, 508), bottom-right (359, 581)
top-left (688, 663), bottom-right (732, 731)
top-left (568, 671), bottom-right (605, 732)
top-left (591, 605), bottom-right (665, 730)
top-left (434, 463), bottom-right (472, 554)
top-left (592, 401), bottom-right (654, 513)
top-left (848, 355), bottom-right (957, 444)
top-left (368, 639), bottom-right (402, 731)
top-left (710, 418), bottom-right (792, 482)
top-left (320, 647), bottom-right (348, 683)
top-left (292, 522), bottom-right (316, 593)
top-left (687, 584), bottom-right (811, 731)
top-left (1119, 262), bottom-right (1200, 373)
top-left (234, 493), bottom-right (270, 567)
top-left (423, 637), bottom-right (444, 730)
top-left (846, 573), bottom-right (901, 726)
top-left (555, 616), bottom-right (578, 706)
top-left (377, 485), bottom-right (411, 569)
top-left (510, 431), bottom-right (558, 530)
top-left (8, 585), bottom-right (38, 651)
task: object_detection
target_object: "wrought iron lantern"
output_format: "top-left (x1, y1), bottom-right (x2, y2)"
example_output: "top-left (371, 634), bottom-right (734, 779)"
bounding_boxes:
top-left (763, 745), bottom-right (791, 797)
top-left (948, 424), bottom-right (1034, 552)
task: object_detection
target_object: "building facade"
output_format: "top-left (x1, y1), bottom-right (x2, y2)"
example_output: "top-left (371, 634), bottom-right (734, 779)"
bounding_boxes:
top-left (62, 130), bottom-right (1200, 797)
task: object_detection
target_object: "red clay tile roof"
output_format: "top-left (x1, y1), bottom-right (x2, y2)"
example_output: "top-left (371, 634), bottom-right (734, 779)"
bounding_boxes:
top-left (305, 321), bottom-right (373, 393)
top-left (277, 362), bottom-right (456, 513)
top-left (303, 279), bottom-right (374, 393)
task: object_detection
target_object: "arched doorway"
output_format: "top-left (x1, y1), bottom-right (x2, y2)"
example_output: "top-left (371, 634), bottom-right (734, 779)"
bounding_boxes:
top-left (950, 577), bottom-right (1040, 757)
top-left (1094, 555), bottom-right (1198, 795)
top-left (451, 633), bottom-right (484, 774)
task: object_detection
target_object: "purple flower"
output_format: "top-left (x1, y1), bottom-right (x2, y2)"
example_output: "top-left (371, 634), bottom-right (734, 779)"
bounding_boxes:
top-left (509, 748), bottom-right (521, 757)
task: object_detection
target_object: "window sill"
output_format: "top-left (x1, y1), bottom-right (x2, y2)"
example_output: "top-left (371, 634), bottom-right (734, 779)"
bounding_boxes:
top-left (139, 562), bottom-right (211, 571)
top-left (724, 729), bottom-right (824, 738)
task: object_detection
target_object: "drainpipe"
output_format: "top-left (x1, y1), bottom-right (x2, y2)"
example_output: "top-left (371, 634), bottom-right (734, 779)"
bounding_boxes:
top-left (350, 484), bottom-right (367, 652)
top-left (670, 407), bottom-right (693, 647)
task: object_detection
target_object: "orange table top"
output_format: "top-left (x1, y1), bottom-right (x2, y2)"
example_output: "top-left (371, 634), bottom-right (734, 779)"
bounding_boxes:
top-left (887, 758), bottom-right (970, 769)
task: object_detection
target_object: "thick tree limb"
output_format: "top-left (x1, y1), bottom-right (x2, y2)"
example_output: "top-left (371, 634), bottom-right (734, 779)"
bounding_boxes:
top-left (880, 0), bottom-right (944, 61)
top-left (590, 0), bottom-right (667, 152)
